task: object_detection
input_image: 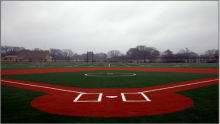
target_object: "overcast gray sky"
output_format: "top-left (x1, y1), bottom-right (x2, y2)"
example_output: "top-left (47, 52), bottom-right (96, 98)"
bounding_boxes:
top-left (1, 1), bottom-right (218, 55)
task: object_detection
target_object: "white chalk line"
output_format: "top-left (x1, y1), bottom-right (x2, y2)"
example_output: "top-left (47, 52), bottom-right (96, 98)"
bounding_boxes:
top-left (121, 78), bottom-right (218, 102)
top-left (2, 78), bottom-right (219, 102)
top-left (137, 79), bottom-right (219, 93)
top-left (1, 79), bottom-right (104, 102)
top-left (73, 93), bottom-right (103, 102)
top-left (1, 79), bottom-right (85, 94)
top-left (121, 92), bottom-right (151, 102)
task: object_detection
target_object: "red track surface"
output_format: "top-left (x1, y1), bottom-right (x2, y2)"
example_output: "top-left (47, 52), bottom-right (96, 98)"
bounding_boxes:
top-left (1, 68), bottom-right (219, 117)
top-left (1, 67), bottom-right (219, 75)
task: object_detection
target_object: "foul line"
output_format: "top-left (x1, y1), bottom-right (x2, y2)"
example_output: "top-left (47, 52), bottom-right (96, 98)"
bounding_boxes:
top-left (1, 79), bottom-right (85, 94)
top-left (138, 79), bottom-right (219, 93)
top-left (1, 78), bottom-right (219, 102)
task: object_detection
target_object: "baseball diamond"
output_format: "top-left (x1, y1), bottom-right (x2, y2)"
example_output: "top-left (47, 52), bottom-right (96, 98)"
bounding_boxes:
top-left (2, 2), bottom-right (219, 123)
top-left (1, 67), bottom-right (219, 118)
top-left (1, 63), bottom-right (219, 122)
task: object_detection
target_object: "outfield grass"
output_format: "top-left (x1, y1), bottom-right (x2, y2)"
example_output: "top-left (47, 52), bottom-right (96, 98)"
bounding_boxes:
top-left (1, 71), bottom-right (218, 88)
top-left (1, 84), bottom-right (218, 123)
top-left (1, 62), bottom-right (219, 70)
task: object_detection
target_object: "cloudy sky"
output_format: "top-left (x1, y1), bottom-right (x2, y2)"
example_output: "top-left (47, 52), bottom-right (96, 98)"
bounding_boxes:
top-left (1, 1), bottom-right (218, 55)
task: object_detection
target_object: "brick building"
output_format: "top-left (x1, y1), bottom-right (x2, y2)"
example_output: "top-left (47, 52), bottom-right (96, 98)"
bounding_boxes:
top-left (1, 50), bottom-right (52, 62)
top-left (17, 50), bottom-right (52, 61)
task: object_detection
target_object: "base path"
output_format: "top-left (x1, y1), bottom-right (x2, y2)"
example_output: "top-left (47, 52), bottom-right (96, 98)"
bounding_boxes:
top-left (1, 68), bottom-right (219, 117)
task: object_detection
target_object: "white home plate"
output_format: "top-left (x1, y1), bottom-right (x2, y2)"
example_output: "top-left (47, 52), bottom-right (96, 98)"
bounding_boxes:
top-left (106, 96), bottom-right (118, 98)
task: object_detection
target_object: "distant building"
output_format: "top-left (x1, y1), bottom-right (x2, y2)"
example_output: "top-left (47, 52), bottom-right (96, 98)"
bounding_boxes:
top-left (1, 50), bottom-right (52, 62)
top-left (3, 55), bottom-right (19, 61)
top-left (17, 50), bottom-right (52, 61)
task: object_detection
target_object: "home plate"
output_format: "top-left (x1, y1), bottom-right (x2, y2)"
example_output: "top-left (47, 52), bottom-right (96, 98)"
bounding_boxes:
top-left (106, 96), bottom-right (118, 98)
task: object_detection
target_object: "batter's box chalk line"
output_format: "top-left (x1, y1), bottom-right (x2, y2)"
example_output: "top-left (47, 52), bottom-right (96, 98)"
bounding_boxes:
top-left (121, 92), bottom-right (151, 102)
top-left (73, 92), bottom-right (151, 102)
top-left (73, 93), bottom-right (103, 102)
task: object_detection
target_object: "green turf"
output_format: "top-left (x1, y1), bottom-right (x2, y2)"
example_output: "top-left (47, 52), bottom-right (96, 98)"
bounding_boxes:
top-left (1, 84), bottom-right (218, 123)
top-left (1, 71), bottom-right (218, 88)
top-left (1, 62), bottom-right (219, 70)
top-left (1, 63), bottom-right (219, 123)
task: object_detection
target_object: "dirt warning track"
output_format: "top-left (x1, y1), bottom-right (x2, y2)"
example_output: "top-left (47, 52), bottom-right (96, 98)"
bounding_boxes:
top-left (1, 67), bottom-right (219, 75)
top-left (1, 68), bottom-right (219, 117)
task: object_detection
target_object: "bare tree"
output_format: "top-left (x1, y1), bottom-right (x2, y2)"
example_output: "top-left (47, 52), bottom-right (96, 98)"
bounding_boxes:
top-left (2, 46), bottom-right (12, 56)
top-left (176, 48), bottom-right (191, 62)
top-left (176, 48), bottom-right (199, 62)
top-left (82, 53), bottom-right (87, 62)
top-left (1, 46), bottom-right (6, 56)
top-left (73, 53), bottom-right (84, 60)
top-left (161, 49), bottom-right (174, 62)
top-left (189, 51), bottom-right (199, 62)
top-left (62, 49), bottom-right (74, 60)
top-left (49, 48), bottom-right (63, 60)
top-left (1, 46), bottom-right (25, 56)
top-left (204, 49), bottom-right (216, 60)
top-left (135, 45), bottom-right (160, 63)
top-left (102, 53), bottom-right (108, 59)
top-left (126, 48), bottom-right (139, 59)
top-left (108, 50), bottom-right (122, 59)
top-left (94, 53), bottom-right (108, 60)
top-left (214, 49), bottom-right (219, 56)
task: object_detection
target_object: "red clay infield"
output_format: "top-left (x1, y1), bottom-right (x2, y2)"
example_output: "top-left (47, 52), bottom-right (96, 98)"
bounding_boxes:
top-left (1, 68), bottom-right (219, 117)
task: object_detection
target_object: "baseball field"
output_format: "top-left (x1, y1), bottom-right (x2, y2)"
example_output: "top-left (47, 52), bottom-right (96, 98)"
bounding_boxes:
top-left (1, 63), bottom-right (219, 123)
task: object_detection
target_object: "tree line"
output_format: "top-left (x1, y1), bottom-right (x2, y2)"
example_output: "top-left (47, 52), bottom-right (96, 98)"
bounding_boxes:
top-left (1, 45), bottom-right (219, 63)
